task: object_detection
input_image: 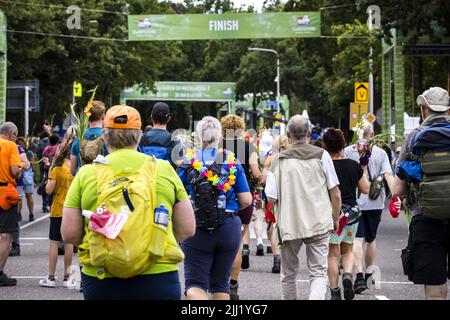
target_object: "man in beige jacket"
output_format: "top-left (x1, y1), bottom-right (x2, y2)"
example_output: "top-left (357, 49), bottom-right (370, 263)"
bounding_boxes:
top-left (265, 115), bottom-right (341, 300)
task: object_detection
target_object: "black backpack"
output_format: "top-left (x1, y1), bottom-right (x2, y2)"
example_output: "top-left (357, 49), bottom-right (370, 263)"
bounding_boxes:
top-left (186, 161), bottom-right (226, 232)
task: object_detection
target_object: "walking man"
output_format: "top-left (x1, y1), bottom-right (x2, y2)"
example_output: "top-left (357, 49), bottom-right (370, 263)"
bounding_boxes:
top-left (0, 122), bottom-right (22, 286)
top-left (392, 87), bottom-right (450, 299)
top-left (265, 115), bottom-right (341, 300)
top-left (345, 121), bottom-right (396, 293)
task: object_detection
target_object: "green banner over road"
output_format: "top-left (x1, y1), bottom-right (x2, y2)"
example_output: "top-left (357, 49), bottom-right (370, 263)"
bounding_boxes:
top-left (121, 82), bottom-right (236, 102)
top-left (128, 12), bottom-right (320, 41)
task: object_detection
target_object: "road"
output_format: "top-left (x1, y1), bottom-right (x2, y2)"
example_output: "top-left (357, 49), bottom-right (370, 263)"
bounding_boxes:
top-left (1, 191), bottom-right (449, 300)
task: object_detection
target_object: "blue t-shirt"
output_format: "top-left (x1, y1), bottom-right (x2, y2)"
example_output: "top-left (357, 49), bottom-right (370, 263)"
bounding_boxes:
top-left (178, 148), bottom-right (249, 213)
top-left (71, 127), bottom-right (108, 173)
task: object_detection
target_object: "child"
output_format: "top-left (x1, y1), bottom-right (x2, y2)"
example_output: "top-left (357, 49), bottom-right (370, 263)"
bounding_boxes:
top-left (39, 149), bottom-right (74, 288)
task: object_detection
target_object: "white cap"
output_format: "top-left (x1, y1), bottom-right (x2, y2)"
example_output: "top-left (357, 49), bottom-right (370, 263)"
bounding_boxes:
top-left (416, 87), bottom-right (450, 112)
top-left (259, 132), bottom-right (274, 153)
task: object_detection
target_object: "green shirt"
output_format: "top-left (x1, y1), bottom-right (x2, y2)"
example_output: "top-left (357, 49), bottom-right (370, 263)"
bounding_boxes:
top-left (64, 149), bottom-right (188, 277)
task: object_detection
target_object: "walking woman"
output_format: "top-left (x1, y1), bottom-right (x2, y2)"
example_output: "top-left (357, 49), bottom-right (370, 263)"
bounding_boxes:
top-left (62, 105), bottom-right (195, 299)
top-left (178, 116), bottom-right (252, 300)
top-left (322, 128), bottom-right (369, 300)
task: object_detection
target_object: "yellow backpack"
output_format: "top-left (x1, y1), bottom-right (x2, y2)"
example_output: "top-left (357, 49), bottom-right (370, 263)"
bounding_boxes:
top-left (78, 156), bottom-right (168, 279)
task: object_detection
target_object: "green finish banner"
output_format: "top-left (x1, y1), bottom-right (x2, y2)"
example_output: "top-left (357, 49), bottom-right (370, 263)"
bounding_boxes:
top-left (121, 82), bottom-right (236, 102)
top-left (128, 12), bottom-right (320, 41)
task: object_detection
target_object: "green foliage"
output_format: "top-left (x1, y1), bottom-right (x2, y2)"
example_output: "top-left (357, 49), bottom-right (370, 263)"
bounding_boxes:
top-left (1, 0), bottom-right (447, 134)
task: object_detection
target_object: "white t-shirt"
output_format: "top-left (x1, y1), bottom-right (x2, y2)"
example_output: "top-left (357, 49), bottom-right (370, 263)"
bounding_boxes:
top-left (344, 144), bottom-right (392, 210)
top-left (265, 150), bottom-right (339, 199)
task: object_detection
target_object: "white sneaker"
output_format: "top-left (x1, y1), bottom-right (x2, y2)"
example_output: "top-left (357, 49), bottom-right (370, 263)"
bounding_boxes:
top-left (39, 276), bottom-right (56, 288)
top-left (63, 277), bottom-right (78, 289)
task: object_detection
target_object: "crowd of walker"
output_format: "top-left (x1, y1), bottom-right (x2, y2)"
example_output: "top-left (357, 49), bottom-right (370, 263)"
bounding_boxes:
top-left (0, 87), bottom-right (449, 300)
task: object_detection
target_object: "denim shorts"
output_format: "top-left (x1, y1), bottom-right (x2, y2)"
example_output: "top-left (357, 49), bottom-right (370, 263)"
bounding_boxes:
top-left (181, 214), bottom-right (242, 294)
top-left (17, 185), bottom-right (33, 197)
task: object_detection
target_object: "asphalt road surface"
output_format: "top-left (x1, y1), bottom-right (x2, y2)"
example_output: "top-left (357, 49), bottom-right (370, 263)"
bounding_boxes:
top-left (1, 191), bottom-right (449, 300)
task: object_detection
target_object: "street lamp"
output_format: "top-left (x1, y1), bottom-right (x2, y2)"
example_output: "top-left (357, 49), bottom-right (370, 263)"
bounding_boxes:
top-left (248, 47), bottom-right (280, 115)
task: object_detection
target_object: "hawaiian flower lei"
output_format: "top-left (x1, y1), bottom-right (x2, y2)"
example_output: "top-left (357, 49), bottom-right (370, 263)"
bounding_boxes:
top-left (185, 148), bottom-right (237, 192)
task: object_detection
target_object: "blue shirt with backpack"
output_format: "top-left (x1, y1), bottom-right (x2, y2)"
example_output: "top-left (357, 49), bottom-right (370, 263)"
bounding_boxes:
top-left (396, 115), bottom-right (450, 220)
top-left (138, 129), bottom-right (183, 164)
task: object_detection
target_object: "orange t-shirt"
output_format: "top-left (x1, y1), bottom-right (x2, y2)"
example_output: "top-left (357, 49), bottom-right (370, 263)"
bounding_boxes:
top-left (0, 138), bottom-right (22, 185)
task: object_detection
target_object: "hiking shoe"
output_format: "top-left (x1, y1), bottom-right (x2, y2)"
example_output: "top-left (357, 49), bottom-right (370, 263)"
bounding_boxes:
top-left (39, 276), bottom-right (56, 288)
top-left (342, 273), bottom-right (355, 300)
top-left (0, 273), bottom-right (17, 286)
top-left (267, 246), bottom-right (273, 254)
top-left (365, 273), bottom-right (376, 286)
top-left (58, 246), bottom-right (65, 255)
top-left (29, 214), bottom-right (34, 222)
top-left (241, 247), bottom-right (250, 269)
top-left (9, 246), bottom-right (20, 257)
top-left (256, 244), bottom-right (264, 256)
top-left (272, 258), bottom-right (281, 273)
top-left (354, 276), bottom-right (367, 294)
top-left (330, 288), bottom-right (342, 300)
top-left (230, 283), bottom-right (239, 300)
top-left (63, 277), bottom-right (77, 289)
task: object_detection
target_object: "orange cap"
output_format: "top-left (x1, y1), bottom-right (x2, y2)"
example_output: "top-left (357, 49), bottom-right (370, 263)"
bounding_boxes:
top-left (104, 105), bottom-right (141, 130)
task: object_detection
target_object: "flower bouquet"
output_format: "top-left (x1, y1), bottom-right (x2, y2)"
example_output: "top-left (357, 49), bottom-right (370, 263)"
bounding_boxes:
top-left (351, 114), bottom-right (398, 167)
top-left (68, 85), bottom-right (98, 143)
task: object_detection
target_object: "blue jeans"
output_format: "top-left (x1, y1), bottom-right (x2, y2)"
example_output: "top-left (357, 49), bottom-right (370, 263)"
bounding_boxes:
top-left (81, 271), bottom-right (181, 300)
top-left (181, 215), bottom-right (242, 294)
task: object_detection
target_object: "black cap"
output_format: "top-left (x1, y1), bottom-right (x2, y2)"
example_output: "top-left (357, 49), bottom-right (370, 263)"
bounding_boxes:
top-left (151, 102), bottom-right (170, 124)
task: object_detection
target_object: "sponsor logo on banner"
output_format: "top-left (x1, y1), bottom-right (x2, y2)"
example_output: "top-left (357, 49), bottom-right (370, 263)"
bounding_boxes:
top-left (297, 16), bottom-right (311, 25)
top-left (138, 18), bottom-right (152, 29)
top-left (223, 88), bottom-right (233, 96)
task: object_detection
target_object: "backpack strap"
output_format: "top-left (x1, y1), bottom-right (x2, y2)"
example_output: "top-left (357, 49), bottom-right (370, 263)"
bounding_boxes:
top-left (93, 155), bottom-right (157, 209)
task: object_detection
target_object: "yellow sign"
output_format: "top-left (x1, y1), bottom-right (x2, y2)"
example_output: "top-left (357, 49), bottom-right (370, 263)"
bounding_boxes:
top-left (73, 81), bottom-right (82, 98)
top-left (349, 103), bottom-right (368, 130)
top-left (365, 112), bottom-right (376, 123)
top-left (354, 82), bottom-right (369, 103)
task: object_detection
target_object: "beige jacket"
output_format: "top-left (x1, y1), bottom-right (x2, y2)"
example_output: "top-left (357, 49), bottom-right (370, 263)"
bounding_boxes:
top-left (270, 141), bottom-right (333, 241)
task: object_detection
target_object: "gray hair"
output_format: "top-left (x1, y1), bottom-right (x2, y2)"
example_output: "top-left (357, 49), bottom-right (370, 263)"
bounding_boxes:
top-left (362, 121), bottom-right (374, 139)
top-left (103, 128), bottom-right (142, 151)
top-left (0, 122), bottom-right (18, 135)
top-left (287, 115), bottom-right (311, 141)
top-left (196, 116), bottom-right (221, 148)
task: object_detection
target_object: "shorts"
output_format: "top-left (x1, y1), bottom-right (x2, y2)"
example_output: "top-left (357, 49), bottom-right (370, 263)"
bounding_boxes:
top-left (17, 185), bottom-right (33, 197)
top-left (82, 271), bottom-right (181, 300)
top-left (49, 217), bottom-right (63, 241)
top-left (356, 209), bottom-right (382, 243)
top-left (330, 222), bottom-right (359, 245)
top-left (181, 215), bottom-right (241, 294)
top-left (403, 214), bottom-right (450, 285)
top-left (238, 204), bottom-right (253, 225)
top-left (0, 205), bottom-right (19, 234)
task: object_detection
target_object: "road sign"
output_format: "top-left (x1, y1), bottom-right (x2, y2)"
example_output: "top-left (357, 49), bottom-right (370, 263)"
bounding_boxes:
top-left (365, 112), bottom-right (376, 123)
top-left (349, 102), bottom-right (368, 130)
top-left (73, 81), bottom-right (82, 98)
top-left (354, 82), bottom-right (369, 103)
